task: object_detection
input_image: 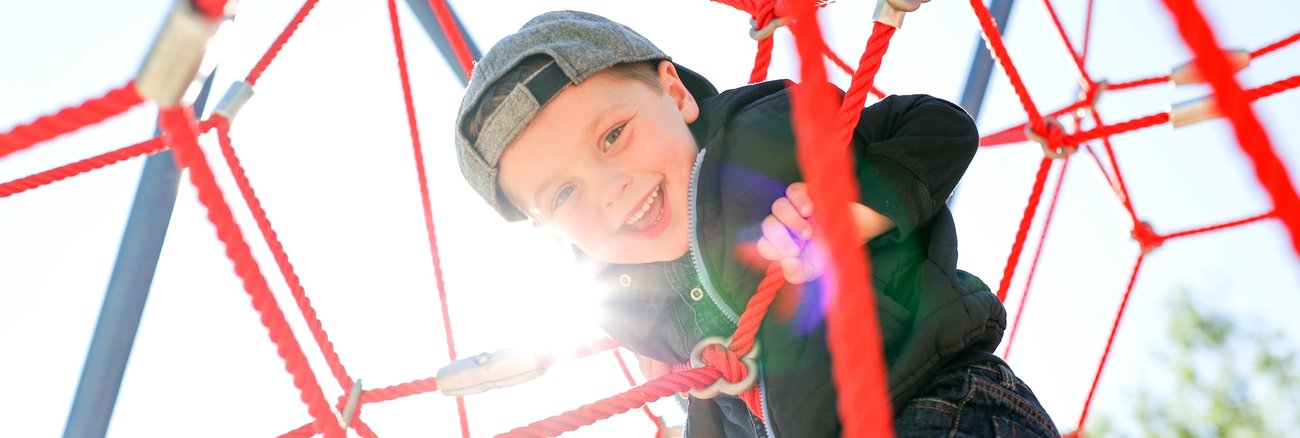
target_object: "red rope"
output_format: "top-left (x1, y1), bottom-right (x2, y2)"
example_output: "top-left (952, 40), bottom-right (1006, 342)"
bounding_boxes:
top-left (1060, 112), bottom-right (1170, 146)
top-left (427, 0), bottom-right (476, 79)
top-left (1081, 0), bottom-right (1095, 63)
top-left (1163, 211), bottom-right (1275, 241)
top-left (498, 367), bottom-right (725, 437)
top-left (1250, 28), bottom-right (1300, 59)
top-left (749, 0), bottom-right (777, 83)
top-left (158, 107), bottom-right (342, 437)
top-left (1162, 0), bottom-right (1300, 259)
top-left (1245, 73), bottom-right (1300, 102)
top-left (822, 43), bottom-right (887, 98)
top-left (0, 134), bottom-right (164, 198)
top-left (1003, 157), bottom-right (1069, 360)
top-left (978, 99), bottom-right (1090, 147)
top-left (1106, 75), bottom-right (1168, 91)
top-left (995, 158), bottom-right (1054, 302)
top-left (386, 1), bottom-right (470, 436)
top-left (789, 3), bottom-right (892, 435)
top-left (245, 0), bottom-right (321, 85)
top-left (0, 82), bottom-right (144, 160)
top-left (833, 23), bottom-right (896, 150)
top-left (968, 0), bottom-right (1047, 136)
top-left (613, 349), bottom-right (668, 438)
top-left (1040, 0), bottom-right (1091, 86)
top-left (1087, 110), bottom-right (1141, 227)
top-left (1075, 253), bottom-right (1145, 431)
top-left (211, 117), bottom-right (379, 438)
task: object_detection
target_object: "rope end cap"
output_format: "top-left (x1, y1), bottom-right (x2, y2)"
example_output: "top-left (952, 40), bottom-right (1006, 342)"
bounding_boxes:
top-left (1169, 50), bottom-right (1251, 86)
top-left (1169, 96), bottom-right (1220, 128)
top-left (873, 0), bottom-right (930, 28)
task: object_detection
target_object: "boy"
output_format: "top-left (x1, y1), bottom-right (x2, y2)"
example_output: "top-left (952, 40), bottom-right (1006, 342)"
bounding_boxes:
top-left (453, 10), bottom-right (1057, 437)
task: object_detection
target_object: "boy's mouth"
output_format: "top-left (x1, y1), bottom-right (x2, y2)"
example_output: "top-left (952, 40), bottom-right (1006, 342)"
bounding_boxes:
top-left (621, 184), bottom-right (668, 237)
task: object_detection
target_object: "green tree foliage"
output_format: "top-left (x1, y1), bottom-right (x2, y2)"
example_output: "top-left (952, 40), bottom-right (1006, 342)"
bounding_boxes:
top-left (1088, 289), bottom-right (1300, 437)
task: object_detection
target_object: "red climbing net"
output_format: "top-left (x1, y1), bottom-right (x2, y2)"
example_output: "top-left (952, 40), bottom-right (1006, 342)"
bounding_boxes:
top-left (4, 0), bottom-right (1300, 436)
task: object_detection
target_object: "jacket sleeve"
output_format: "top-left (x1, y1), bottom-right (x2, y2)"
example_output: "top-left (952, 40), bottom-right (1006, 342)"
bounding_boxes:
top-left (852, 94), bottom-right (979, 243)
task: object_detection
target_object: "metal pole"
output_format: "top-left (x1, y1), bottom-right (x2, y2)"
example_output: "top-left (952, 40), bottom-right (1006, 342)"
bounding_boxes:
top-left (403, 0), bottom-right (480, 85)
top-left (958, 0), bottom-right (1018, 120)
top-left (63, 72), bottom-right (217, 438)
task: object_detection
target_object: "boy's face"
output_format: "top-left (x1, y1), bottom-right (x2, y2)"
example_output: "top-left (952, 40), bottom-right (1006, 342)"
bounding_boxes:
top-left (499, 61), bottom-right (700, 264)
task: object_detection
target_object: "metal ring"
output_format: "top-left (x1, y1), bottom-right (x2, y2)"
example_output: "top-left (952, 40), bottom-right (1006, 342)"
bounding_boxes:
top-left (749, 17), bottom-right (787, 41)
top-left (688, 336), bottom-right (761, 399)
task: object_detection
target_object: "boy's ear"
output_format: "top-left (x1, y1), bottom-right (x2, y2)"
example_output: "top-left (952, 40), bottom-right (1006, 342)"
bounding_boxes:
top-left (658, 61), bottom-right (699, 124)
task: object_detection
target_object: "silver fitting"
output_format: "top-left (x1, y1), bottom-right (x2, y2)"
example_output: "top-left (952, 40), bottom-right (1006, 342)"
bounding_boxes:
top-left (435, 348), bottom-right (545, 396)
top-left (137, 0), bottom-right (224, 108)
top-left (688, 337), bottom-right (760, 399)
top-left (213, 81), bottom-right (254, 121)
top-left (1170, 50), bottom-right (1251, 86)
top-left (873, 0), bottom-right (930, 28)
top-left (749, 17), bottom-right (788, 41)
top-left (1169, 96), bottom-right (1220, 128)
top-left (340, 379), bottom-right (363, 427)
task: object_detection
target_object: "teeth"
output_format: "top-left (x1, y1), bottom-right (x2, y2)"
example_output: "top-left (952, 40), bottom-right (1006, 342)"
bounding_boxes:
top-left (626, 186), bottom-right (660, 225)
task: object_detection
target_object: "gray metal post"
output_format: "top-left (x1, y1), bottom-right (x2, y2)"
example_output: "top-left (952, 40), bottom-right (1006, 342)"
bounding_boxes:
top-left (958, 0), bottom-right (1018, 120)
top-left (402, 0), bottom-right (480, 85)
top-left (63, 73), bottom-right (217, 438)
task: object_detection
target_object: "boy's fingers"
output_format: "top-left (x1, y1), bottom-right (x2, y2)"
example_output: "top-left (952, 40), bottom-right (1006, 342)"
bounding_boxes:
top-left (786, 183), bottom-right (814, 217)
top-left (756, 238), bottom-right (780, 261)
top-left (772, 198), bottom-right (812, 239)
top-left (781, 258), bottom-right (806, 284)
top-left (762, 216), bottom-right (801, 258)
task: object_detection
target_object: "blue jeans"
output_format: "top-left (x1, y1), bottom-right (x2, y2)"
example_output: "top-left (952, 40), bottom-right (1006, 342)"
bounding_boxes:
top-left (895, 361), bottom-right (1060, 437)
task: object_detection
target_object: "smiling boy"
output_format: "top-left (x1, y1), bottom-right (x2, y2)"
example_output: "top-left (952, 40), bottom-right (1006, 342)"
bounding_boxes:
top-left (454, 10), bottom-right (1057, 437)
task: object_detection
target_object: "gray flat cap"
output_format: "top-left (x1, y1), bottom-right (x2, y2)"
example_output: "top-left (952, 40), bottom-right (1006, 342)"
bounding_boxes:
top-left (454, 10), bottom-right (717, 221)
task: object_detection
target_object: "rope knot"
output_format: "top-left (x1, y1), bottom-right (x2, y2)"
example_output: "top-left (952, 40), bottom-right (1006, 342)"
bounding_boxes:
top-left (687, 336), bottom-right (760, 399)
top-left (1027, 118), bottom-right (1075, 159)
top-left (1131, 220), bottom-right (1164, 254)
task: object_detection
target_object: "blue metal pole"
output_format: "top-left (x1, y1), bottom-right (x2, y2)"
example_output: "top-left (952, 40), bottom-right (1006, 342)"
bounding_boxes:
top-left (63, 72), bottom-right (217, 438)
top-left (402, 0), bottom-right (480, 85)
top-left (958, 0), bottom-right (1018, 120)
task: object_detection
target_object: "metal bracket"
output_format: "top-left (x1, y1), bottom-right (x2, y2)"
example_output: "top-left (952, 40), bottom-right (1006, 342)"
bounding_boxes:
top-left (1170, 50), bottom-right (1251, 86)
top-left (137, 0), bottom-right (226, 108)
top-left (435, 348), bottom-right (546, 396)
top-left (213, 80), bottom-right (254, 121)
top-left (341, 379), bottom-right (363, 428)
top-left (873, 0), bottom-right (930, 28)
top-left (1169, 96), bottom-right (1220, 128)
top-left (688, 336), bottom-right (760, 399)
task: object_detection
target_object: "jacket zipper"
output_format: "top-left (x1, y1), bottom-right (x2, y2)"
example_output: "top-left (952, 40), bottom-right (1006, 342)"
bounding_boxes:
top-left (688, 149), bottom-right (775, 437)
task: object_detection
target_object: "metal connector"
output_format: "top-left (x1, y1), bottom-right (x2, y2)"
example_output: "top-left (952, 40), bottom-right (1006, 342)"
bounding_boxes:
top-left (1169, 50), bottom-right (1251, 86)
top-left (213, 81), bottom-right (253, 121)
top-left (1026, 119), bottom-right (1075, 159)
top-left (1169, 96), bottom-right (1220, 128)
top-left (435, 348), bottom-right (545, 396)
top-left (749, 17), bottom-right (788, 41)
top-left (873, 0), bottom-right (930, 28)
top-left (136, 0), bottom-right (224, 108)
top-left (341, 379), bottom-right (363, 427)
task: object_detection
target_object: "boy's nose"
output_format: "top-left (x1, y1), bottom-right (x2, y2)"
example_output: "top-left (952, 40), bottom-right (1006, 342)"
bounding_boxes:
top-left (600, 173), bottom-right (632, 214)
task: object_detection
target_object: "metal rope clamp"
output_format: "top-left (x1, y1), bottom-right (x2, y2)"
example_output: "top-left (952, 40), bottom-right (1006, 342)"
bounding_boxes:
top-left (213, 80), bottom-right (254, 122)
top-left (1169, 49), bottom-right (1251, 86)
top-left (688, 336), bottom-right (761, 399)
top-left (873, 0), bottom-right (930, 28)
top-left (137, 0), bottom-right (227, 108)
top-left (435, 348), bottom-right (546, 396)
top-left (1026, 118), bottom-right (1075, 159)
top-left (750, 17), bottom-right (788, 41)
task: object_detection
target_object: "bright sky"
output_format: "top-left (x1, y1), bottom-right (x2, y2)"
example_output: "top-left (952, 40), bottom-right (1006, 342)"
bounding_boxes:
top-left (2, 0), bottom-right (1298, 436)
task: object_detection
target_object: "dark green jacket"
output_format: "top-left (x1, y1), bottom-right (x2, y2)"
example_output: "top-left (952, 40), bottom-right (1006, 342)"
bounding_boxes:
top-left (596, 81), bottom-right (1006, 437)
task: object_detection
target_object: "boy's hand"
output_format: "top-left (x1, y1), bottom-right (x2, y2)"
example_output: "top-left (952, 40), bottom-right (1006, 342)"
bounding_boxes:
top-left (755, 182), bottom-right (897, 284)
top-left (757, 183), bottom-right (822, 284)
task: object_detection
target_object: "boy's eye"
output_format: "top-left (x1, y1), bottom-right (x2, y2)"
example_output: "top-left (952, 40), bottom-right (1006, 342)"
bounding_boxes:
top-left (602, 124), bottom-right (625, 152)
top-left (553, 185), bottom-right (575, 211)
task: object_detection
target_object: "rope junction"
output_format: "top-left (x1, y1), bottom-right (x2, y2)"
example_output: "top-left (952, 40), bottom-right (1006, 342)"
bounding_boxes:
top-left (3, 0), bottom-right (1299, 436)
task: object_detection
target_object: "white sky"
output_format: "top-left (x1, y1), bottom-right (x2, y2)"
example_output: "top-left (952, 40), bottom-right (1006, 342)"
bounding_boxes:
top-left (2, 0), bottom-right (1299, 436)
